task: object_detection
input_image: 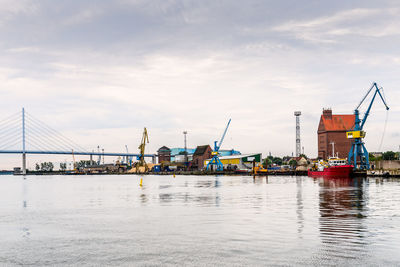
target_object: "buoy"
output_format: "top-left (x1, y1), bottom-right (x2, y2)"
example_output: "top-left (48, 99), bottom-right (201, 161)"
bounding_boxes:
top-left (140, 178), bottom-right (143, 187)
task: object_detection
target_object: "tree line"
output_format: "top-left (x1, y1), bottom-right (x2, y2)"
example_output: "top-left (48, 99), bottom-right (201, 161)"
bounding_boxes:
top-left (34, 160), bottom-right (95, 172)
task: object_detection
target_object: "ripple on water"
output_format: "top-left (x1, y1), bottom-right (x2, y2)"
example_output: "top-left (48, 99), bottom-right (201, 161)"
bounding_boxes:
top-left (0, 175), bottom-right (399, 265)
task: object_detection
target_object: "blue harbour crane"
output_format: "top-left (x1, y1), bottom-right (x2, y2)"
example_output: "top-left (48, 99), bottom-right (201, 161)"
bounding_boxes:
top-left (206, 119), bottom-right (231, 171)
top-left (347, 82), bottom-right (389, 170)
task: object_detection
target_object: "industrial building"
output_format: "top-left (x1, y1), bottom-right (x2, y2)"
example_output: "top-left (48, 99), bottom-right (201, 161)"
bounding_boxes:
top-left (204, 153), bottom-right (262, 170)
top-left (157, 144), bottom-right (241, 169)
top-left (219, 149), bottom-right (241, 157)
top-left (318, 109), bottom-right (355, 160)
top-left (170, 148), bottom-right (196, 162)
top-left (174, 153), bottom-right (193, 163)
top-left (157, 146), bottom-right (171, 163)
top-left (191, 145), bottom-right (212, 170)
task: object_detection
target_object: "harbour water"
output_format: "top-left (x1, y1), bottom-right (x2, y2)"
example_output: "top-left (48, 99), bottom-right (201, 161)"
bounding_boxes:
top-left (0, 175), bottom-right (399, 266)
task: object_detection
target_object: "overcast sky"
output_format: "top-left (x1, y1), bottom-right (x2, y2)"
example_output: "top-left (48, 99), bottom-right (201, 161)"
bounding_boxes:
top-left (0, 0), bottom-right (399, 168)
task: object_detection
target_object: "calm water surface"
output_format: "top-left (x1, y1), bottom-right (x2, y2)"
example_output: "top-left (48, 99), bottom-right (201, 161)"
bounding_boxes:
top-left (0, 175), bottom-right (399, 266)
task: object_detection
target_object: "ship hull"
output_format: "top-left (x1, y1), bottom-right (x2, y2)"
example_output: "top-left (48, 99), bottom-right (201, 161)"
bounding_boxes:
top-left (308, 165), bottom-right (354, 178)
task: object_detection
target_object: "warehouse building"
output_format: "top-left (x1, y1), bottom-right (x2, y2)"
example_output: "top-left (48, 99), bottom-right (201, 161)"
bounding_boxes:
top-left (170, 147), bottom-right (196, 162)
top-left (191, 145), bottom-right (212, 170)
top-left (318, 108), bottom-right (355, 160)
top-left (204, 153), bottom-right (262, 170)
top-left (157, 146), bottom-right (171, 163)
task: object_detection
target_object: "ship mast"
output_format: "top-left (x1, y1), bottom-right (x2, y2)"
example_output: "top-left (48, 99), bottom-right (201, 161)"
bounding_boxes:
top-left (330, 141), bottom-right (336, 158)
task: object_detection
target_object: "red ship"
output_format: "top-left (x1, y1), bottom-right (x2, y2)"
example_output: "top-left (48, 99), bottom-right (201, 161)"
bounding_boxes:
top-left (308, 157), bottom-right (354, 178)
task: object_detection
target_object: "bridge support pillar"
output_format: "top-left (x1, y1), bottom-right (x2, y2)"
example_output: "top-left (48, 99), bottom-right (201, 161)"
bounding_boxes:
top-left (90, 154), bottom-right (93, 165)
top-left (22, 153), bottom-right (26, 175)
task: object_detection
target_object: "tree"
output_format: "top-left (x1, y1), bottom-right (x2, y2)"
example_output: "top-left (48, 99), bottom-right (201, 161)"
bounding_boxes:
top-left (262, 158), bottom-right (271, 168)
top-left (60, 163), bottom-right (67, 171)
top-left (76, 160), bottom-right (91, 169)
top-left (299, 154), bottom-right (308, 159)
top-left (382, 151), bottom-right (396, 160)
top-left (40, 162), bottom-right (54, 172)
top-left (289, 159), bottom-right (297, 168)
top-left (369, 153), bottom-right (376, 161)
top-left (272, 157), bottom-right (282, 166)
top-left (48, 162), bottom-right (54, 171)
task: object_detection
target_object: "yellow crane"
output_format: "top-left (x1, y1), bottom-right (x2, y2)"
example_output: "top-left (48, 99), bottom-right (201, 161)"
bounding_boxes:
top-left (135, 127), bottom-right (149, 173)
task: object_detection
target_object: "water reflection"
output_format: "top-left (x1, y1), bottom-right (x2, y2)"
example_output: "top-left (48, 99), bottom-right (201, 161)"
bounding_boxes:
top-left (296, 177), bottom-right (304, 236)
top-left (2, 175), bottom-right (400, 266)
top-left (22, 178), bottom-right (28, 209)
top-left (318, 177), bottom-right (368, 261)
top-left (195, 180), bottom-right (213, 188)
top-left (252, 176), bottom-right (268, 185)
top-left (140, 193), bottom-right (148, 203)
top-left (21, 177), bottom-right (30, 239)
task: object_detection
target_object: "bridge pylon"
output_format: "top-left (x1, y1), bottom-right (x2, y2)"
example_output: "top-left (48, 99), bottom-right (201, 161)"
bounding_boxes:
top-left (22, 107), bottom-right (26, 175)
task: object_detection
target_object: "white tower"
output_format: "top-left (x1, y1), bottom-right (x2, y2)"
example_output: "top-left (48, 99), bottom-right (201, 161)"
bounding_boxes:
top-left (294, 111), bottom-right (301, 157)
top-left (183, 131), bottom-right (188, 163)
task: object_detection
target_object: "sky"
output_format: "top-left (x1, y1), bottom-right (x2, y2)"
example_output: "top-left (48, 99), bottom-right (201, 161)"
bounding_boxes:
top-left (0, 0), bottom-right (399, 169)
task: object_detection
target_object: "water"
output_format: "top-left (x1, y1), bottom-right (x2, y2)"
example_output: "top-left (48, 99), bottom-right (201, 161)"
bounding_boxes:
top-left (0, 175), bottom-right (399, 266)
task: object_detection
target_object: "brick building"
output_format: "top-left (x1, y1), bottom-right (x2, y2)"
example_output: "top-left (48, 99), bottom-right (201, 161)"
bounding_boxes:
top-left (157, 146), bottom-right (171, 163)
top-left (318, 109), bottom-right (355, 160)
top-left (191, 145), bottom-right (212, 170)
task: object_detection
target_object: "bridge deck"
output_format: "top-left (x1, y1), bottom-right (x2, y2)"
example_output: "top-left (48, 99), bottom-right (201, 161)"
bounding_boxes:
top-left (0, 150), bottom-right (156, 157)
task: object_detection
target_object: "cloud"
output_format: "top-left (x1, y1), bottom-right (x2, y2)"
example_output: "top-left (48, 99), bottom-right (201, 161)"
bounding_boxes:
top-left (271, 8), bottom-right (400, 43)
top-left (0, 0), bottom-right (38, 26)
top-left (62, 6), bottom-right (105, 26)
top-left (0, 1), bottom-right (399, 168)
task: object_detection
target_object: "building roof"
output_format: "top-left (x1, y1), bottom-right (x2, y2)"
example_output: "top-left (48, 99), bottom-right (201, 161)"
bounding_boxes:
top-left (319, 114), bottom-right (355, 132)
top-left (215, 153), bottom-right (261, 160)
top-left (193, 145), bottom-right (211, 156)
top-left (170, 148), bottom-right (196, 156)
top-left (157, 146), bottom-right (171, 152)
top-left (219, 149), bottom-right (241, 156)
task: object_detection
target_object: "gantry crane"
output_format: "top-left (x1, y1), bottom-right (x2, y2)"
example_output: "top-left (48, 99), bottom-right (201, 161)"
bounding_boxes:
top-left (347, 82), bottom-right (389, 170)
top-left (135, 127), bottom-right (149, 172)
top-left (207, 119), bottom-right (231, 171)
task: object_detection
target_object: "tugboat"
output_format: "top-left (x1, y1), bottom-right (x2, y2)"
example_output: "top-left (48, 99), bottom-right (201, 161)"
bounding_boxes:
top-left (308, 142), bottom-right (353, 178)
top-left (308, 157), bottom-right (353, 178)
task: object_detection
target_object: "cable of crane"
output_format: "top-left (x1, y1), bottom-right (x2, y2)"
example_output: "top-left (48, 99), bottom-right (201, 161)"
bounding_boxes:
top-left (378, 109), bottom-right (389, 152)
top-left (377, 86), bottom-right (389, 152)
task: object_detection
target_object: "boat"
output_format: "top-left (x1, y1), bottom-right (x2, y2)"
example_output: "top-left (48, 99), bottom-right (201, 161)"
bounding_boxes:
top-left (308, 157), bottom-right (354, 178)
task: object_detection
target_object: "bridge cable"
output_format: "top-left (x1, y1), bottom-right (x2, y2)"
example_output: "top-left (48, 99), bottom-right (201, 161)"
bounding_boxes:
top-left (0, 118), bottom-right (22, 134)
top-left (0, 131), bottom-right (22, 149)
top-left (25, 126), bottom-right (76, 152)
top-left (25, 130), bottom-right (67, 152)
top-left (25, 112), bottom-right (88, 152)
top-left (24, 116), bottom-right (85, 151)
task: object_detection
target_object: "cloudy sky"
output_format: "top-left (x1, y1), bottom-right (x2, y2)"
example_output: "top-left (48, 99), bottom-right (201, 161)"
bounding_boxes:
top-left (0, 0), bottom-right (399, 168)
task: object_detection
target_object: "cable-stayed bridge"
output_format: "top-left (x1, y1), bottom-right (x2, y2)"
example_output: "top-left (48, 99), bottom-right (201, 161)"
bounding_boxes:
top-left (0, 108), bottom-right (156, 174)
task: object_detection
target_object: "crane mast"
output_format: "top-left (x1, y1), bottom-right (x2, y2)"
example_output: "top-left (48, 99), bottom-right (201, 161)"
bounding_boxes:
top-left (207, 119), bottom-right (231, 171)
top-left (136, 127), bottom-right (149, 172)
top-left (347, 82), bottom-right (389, 170)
